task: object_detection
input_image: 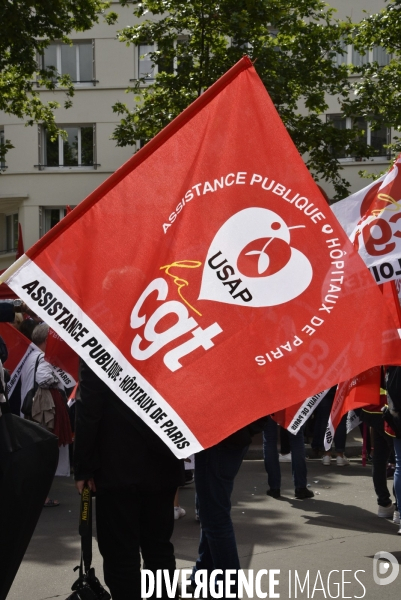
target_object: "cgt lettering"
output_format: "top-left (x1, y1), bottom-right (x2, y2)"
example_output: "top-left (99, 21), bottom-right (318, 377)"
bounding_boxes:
top-left (208, 251), bottom-right (253, 302)
top-left (130, 279), bottom-right (222, 372)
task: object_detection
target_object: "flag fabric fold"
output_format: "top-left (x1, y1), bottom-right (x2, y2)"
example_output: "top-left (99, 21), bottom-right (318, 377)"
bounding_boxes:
top-left (1, 57), bottom-right (401, 458)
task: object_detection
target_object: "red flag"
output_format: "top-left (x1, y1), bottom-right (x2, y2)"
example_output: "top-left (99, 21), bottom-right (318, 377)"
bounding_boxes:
top-left (381, 280), bottom-right (401, 330)
top-left (0, 270), bottom-right (18, 300)
top-left (324, 280), bottom-right (401, 447)
top-left (272, 389), bottom-right (330, 434)
top-left (44, 327), bottom-right (79, 385)
top-left (16, 223), bottom-right (24, 260)
top-left (324, 366), bottom-right (382, 450)
top-left (0, 323), bottom-right (36, 397)
top-left (2, 57), bottom-right (401, 457)
top-left (332, 156), bottom-right (401, 285)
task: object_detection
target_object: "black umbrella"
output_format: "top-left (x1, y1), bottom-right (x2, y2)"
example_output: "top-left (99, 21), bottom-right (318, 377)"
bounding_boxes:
top-left (0, 412), bottom-right (59, 600)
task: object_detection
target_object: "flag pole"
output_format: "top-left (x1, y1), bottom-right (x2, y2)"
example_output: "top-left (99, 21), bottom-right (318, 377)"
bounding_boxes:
top-left (0, 254), bottom-right (29, 285)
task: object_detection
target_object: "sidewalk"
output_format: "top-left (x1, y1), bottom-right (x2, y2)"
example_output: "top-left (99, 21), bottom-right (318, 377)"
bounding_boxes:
top-left (8, 452), bottom-right (400, 600)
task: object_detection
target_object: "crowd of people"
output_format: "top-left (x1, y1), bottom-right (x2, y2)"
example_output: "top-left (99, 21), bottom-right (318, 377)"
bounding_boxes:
top-left (0, 299), bottom-right (401, 600)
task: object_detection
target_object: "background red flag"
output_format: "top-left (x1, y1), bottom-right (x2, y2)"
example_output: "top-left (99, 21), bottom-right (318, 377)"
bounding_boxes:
top-left (44, 327), bottom-right (79, 384)
top-left (324, 280), bottom-right (401, 447)
top-left (2, 57), bottom-right (401, 457)
top-left (0, 323), bottom-right (36, 397)
top-left (324, 366), bottom-right (382, 450)
top-left (272, 389), bottom-right (330, 434)
top-left (16, 223), bottom-right (24, 260)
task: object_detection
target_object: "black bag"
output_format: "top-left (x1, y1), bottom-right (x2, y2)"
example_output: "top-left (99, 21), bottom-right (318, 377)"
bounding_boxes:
top-left (385, 366), bottom-right (401, 412)
top-left (0, 336), bottom-right (8, 364)
top-left (382, 405), bottom-right (401, 438)
top-left (21, 353), bottom-right (42, 417)
top-left (66, 486), bottom-right (111, 600)
top-left (0, 413), bottom-right (59, 600)
top-left (384, 366), bottom-right (401, 438)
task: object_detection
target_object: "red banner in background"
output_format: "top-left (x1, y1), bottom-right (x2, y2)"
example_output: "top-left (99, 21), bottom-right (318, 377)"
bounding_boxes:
top-left (0, 323), bottom-right (36, 398)
top-left (272, 389), bottom-right (330, 434)
top-left (324, 280), bottom-right (401, 448)
top-left (44, 327), bottom-right (79, 386)
top-left (324, 366), bottom-right (381, 451)
top-left (2, 57), bottom-right (401, 457)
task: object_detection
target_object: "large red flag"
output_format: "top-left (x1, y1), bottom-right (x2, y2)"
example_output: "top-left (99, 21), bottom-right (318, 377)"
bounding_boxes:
top-left (1, 57), bottom-right (401, 457)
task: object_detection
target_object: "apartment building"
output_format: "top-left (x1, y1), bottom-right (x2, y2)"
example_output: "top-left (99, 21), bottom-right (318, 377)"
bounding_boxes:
top-left (0, 0), bottom-right (389, 271)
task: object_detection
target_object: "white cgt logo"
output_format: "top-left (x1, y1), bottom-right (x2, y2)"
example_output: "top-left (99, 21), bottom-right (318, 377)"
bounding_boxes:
top-left (199, 207), bottom-right (313, 307)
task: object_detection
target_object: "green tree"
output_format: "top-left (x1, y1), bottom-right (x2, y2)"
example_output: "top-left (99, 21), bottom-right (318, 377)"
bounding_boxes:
top-left (112, 0), bottom-right (367, 198)
top-left (342, 0), bottom-right (401, 166)
top-left (0, 0), bottom-right (117, 163)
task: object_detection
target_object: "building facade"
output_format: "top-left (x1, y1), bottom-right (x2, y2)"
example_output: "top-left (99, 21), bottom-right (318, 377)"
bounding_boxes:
top-left (0, 0), bottom-right (389, 271)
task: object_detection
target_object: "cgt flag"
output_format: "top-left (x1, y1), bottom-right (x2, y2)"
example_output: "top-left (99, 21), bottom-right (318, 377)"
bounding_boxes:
top-left (1, 57), bottom-right (401, 457)
top-left (331, 155), bottom-right (401, 285)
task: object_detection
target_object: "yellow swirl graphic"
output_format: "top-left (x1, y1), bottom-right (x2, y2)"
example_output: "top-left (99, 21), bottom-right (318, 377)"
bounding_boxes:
top-left (160, 260), bottom-right (202, 316)
top-left (371, 193), bottom-right (401, 217)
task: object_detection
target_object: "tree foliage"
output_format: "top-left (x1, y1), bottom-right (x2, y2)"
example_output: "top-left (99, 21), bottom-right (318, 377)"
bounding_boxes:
top-left (0, 0), bottom-right (118, 162)
top-left (343, 0), bottom-right (401, 163)
top-left (112, 0), bottom-right (369, 198)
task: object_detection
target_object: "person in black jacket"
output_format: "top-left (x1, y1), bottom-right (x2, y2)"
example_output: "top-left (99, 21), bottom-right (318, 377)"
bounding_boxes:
top-left (385, 366), bottom-right (401, 534)
top-left (74, 360), bottom-right (183, 600)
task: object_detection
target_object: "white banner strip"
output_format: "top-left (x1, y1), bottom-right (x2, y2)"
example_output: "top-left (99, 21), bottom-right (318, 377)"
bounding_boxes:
top-left (324, 416), bottom-right (335, 451)
top-left (6, 343), bottom-right (37, 398)
top-left (5, 260), bottom-right (203, 458)
top-left (50, 365), bottom-right (76, 389)
top-left (287, 388), bottom-right (330, 434)
top-left (346, 409), bottom-right (361, 435)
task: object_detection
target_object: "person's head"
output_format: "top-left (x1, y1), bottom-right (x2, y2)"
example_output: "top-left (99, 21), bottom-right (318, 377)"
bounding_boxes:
top-left (31, 323), bottom-right (49, 351)
top-left (19, 319), bottom-right (39, 341)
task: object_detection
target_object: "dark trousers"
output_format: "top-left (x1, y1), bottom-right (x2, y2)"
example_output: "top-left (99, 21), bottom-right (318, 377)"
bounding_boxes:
top-left (193, 444), bottom-right (249, 598)
top-left (96, 486), bottom-right (176, 600)
top-left (359, 411), bottom-right (394, 507)
top-left (312, 394), bottom-right (347, 452)
top-left (263, 417), bottom-right (308, 490)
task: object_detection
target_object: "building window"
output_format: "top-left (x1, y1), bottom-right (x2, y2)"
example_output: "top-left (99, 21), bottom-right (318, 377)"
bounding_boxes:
top-left (138, 43), bottom-right (176, 80)
top-left (40, 207), bottom-right (75, 235)
top-left (334, 44), bottom-right (391, 68)
top-left (372, 46), bottom-right (391, 66)
top-left (0, 129), bottom-right (5, 170)
top-left (327, 114), bottom-right (389, 160)
top-left (6, 214), bottom-right (18, 253)
top-left (351, 46), bottom-right (369, 67)
top-left (42, 41), bottom-right (94, 84)
top-left (41, 125), bottom-right (95, 168)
